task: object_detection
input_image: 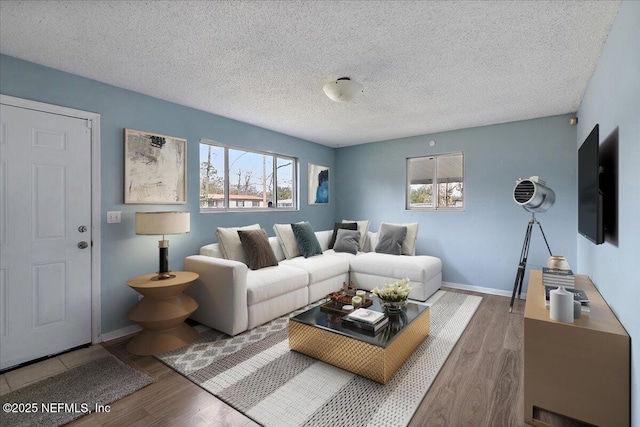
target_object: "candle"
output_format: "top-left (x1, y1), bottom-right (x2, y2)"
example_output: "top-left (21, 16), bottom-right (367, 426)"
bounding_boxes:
top-left (351, 296), bottom-right (363, 309)
top-left (356, 290), bottom-right (366, 302)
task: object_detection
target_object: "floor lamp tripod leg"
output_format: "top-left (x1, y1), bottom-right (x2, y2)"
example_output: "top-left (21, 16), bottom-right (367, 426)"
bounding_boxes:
top-left (509, 221), bottom-right (533, 313)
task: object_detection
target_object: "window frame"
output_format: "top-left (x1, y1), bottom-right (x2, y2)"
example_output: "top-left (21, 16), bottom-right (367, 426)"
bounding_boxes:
top-left (199, 140), bottom-right (298, 213)
top-left (406, 151), bottom-right (464, 211)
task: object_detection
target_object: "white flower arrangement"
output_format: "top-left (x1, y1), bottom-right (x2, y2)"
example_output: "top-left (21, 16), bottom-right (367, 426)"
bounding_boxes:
top-left (371, 277), bottom-right (412, 302)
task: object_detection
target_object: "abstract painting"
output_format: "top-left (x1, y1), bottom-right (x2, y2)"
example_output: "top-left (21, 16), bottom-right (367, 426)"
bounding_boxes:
top-left (124, 128), bottom-right (187, 204)
top-left (308, 163), bottom-right (329, 205)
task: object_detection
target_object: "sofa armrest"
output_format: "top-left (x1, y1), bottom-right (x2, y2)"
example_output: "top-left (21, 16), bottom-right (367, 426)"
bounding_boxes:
top-left (184, 255), bottom-right (249, 336)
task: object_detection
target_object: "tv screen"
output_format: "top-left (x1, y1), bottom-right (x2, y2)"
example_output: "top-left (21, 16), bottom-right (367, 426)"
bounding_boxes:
top-left (578, 124), bottom-right (604, 244)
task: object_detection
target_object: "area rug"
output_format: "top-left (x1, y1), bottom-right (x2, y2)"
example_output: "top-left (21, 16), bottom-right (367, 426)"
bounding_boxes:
top-left (157, 290), bottom-right (481, 427)
top-left (0, 354), bottom-right (153, 427)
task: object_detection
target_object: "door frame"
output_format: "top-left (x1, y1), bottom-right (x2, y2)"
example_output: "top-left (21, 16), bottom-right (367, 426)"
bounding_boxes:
top-left (1, 94), bottom-right (102, 344)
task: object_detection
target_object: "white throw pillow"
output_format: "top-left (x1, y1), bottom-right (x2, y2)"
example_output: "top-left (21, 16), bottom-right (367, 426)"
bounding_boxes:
top-left (379, 222), bottom-right (419, 255)
top-left (273, 223), bottom-right (301, 259)
top-left (216, 223), bottom-right (261, 264)
top-left (342, 219), bottom-right (370, 250)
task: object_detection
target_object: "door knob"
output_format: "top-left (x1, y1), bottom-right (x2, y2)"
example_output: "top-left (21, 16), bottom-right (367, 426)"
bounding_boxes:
top-left (78, 241), bottom-right (89, 249)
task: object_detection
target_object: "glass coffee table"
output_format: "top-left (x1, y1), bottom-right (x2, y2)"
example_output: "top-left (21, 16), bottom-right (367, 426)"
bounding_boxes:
top-left (289, 297), bottom-right (430, 384)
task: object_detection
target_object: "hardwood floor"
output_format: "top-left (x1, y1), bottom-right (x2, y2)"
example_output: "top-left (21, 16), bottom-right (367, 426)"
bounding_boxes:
top-left (68, 288), bottom-right (526, 427)
top-left (409, 291), bottom-right (525, 426)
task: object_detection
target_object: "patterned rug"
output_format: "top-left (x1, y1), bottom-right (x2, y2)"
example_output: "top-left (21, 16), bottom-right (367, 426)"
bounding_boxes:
top-left (0, 354), bottom-right (152, 427)
top-left (157, 290), bottom-right (482, 427)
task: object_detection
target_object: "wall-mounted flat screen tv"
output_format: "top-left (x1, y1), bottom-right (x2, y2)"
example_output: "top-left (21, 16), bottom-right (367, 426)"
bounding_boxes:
top-left (578, 124), bottom-right (604, 244)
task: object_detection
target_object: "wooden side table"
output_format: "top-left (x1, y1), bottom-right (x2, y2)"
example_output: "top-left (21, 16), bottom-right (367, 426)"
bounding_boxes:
top-left (126, 271), bottom-right (199, 355)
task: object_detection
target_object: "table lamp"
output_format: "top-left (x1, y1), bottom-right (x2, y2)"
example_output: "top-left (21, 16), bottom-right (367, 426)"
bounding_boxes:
top-left (135, 211), bottom-right (190, 280)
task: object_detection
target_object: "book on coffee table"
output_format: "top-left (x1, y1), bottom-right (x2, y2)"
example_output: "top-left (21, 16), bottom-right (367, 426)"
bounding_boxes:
top-left (345, 308), bottom-right (386, 324)
top-left (342, 316), bottom-right (389, 334)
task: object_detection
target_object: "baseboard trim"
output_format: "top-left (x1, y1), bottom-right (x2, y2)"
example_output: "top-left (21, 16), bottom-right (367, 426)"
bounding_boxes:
top-left (443, 281), bottom-right (527, 299)
top-left (100, 324), bottom-right (141, 342)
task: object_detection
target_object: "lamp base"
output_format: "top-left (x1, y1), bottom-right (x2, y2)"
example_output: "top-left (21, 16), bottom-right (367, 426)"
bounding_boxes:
top-left (151, 272), bottom-right (176, 281)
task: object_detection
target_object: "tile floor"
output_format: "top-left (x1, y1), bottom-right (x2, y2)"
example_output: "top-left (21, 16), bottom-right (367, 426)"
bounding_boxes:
top-left (0, 345), bottom-right (110, 396)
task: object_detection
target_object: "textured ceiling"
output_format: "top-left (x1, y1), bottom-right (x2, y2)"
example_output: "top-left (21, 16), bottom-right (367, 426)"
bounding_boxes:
top-left (0, 1), bottom-right (620, 147)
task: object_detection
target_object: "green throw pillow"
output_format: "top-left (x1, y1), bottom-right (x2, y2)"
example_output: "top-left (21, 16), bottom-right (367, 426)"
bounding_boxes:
top-left (290, 222), bottom-right (323, 258)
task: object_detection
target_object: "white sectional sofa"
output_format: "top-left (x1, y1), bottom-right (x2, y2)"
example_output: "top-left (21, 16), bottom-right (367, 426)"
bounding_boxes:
top-left (184, 229), bottom-right (442, 336)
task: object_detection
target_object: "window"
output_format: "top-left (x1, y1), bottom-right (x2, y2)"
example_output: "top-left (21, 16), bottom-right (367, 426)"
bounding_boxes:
top-left (199, 141), bottom-right (297, 211)
top-left (407, 152), bottom-right (464, 210)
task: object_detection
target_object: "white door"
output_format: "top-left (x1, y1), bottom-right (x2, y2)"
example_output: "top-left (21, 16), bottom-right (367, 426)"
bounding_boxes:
top-left (0, 104), bottom-right (92, 370)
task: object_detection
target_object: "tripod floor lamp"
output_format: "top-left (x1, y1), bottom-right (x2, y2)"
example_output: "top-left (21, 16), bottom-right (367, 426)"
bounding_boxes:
top-left (509, 177), bottom-right (555, 312)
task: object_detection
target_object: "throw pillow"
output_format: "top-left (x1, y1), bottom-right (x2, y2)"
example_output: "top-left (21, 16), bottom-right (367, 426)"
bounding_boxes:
top-left (237, 229), bottom-right (279, 270)
top-left (290, 222), bottom-right (323, 258)
top-left (375, 223), bottom-right (407, 255)
top-left (333, 229), bottom-right (361, 255)
top-left (379, 222), bottom-right (419, 255)
top-left (329, 222), bottom-right (358, 249)
top-left (342, 219), bottom-right (370, 250)
top-left (273, 223), bottom-right (301, 259)
top-left (216, 223), bottom-right (261, 264)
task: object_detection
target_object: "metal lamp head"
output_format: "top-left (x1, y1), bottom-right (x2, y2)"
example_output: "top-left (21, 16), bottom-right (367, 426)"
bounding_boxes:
top-left (513, 176), bottom-right (555, 213)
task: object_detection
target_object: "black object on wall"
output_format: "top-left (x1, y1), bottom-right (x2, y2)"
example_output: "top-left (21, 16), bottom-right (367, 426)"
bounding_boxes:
top-left (578, 124), bottom-right (618, 246)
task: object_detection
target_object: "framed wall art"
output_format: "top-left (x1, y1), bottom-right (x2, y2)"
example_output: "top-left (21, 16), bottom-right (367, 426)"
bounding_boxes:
top-left (124, 128), bottom-right (187, 204)
top-left (308, 163), bottom-right (330, 205)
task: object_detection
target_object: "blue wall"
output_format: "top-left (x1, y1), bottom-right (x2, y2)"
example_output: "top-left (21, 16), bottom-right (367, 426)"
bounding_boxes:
top-left (335, 115), bottom-right (577, 293)
top-left (576, 1), bottom-right (639, 424)
top-left (0, 54), bottom-right (336, 334)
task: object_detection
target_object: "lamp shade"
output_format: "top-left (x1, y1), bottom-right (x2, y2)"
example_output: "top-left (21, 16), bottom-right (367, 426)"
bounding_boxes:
top-left (135, 211), bottom-right (190, 235)
top-left (323, 77), bottom-right (363, 102)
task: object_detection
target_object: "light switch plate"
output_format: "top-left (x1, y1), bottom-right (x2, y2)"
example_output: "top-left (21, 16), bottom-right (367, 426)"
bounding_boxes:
top-left (106, 211), bottom-right (121, 224)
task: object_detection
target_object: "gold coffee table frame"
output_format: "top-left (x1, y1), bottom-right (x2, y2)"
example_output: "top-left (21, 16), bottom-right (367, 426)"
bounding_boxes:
top-left (289, 303), bottom-right (430, 384)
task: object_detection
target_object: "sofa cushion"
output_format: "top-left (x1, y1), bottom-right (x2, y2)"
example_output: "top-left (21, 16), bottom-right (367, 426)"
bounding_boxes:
top-left (291, 222), bottom-right (323, 258)
top-left (342, 219), bottom-right (370, 250)
top-left (315, 230), bottom-right (333, 251)
top-left (375, 223), bottom-right (407, 255)
top-left (322, 249), bottom-right (359, 259)
top-left (216, 223), bottom-right (260, 263)
top-left (329, 222), bottom-right (358, 249)
top-left (238, 229), bottom-right (279, 270)
top-left (246, 265), bottom-right (309, 305)
top-left (200, 243), bottom-right (223, 258)
top-left (273, 223), bottom-right (301, 259)
top-left (333, 229), bottom-right (361, 255)
top-left (379, 222), bottom-right (419, 255)
top-left (268, 236), bottom-right (286, 262)
top-left (349, 252), bottom-right (442, 284)
top-left (281, 254), bottom-right (350, 284)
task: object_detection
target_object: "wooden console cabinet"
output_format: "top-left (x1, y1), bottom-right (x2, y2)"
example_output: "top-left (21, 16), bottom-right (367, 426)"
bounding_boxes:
top-left (524, 270), bottom-right (630, 426)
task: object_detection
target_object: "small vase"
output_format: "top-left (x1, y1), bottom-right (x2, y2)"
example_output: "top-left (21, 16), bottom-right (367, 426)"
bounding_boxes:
top-left (381, 300), bottom-right (406, 315)
top-left (547, 256), bottom-right (570, 271)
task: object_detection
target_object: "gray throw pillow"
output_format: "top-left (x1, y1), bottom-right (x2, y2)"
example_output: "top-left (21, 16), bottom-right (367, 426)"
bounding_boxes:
top-left (329, 222), bottom-right (358, 249)
top-left (375, 223), bottom-right (407, 255)
top-left (237, 229), bottom-right (279, 270)
top-left (333, 229), bottom-right (361, 255)
top-left (290, 222), bottom-right (323, 258)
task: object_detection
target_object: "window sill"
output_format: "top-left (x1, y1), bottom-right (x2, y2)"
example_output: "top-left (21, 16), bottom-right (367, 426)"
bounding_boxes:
top-left (200, 208), bottom-right (300, 214)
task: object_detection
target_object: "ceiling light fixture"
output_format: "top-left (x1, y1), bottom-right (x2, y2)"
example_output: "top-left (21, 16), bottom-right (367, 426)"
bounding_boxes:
top-left (323, 77), bottom-right (363, 102)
